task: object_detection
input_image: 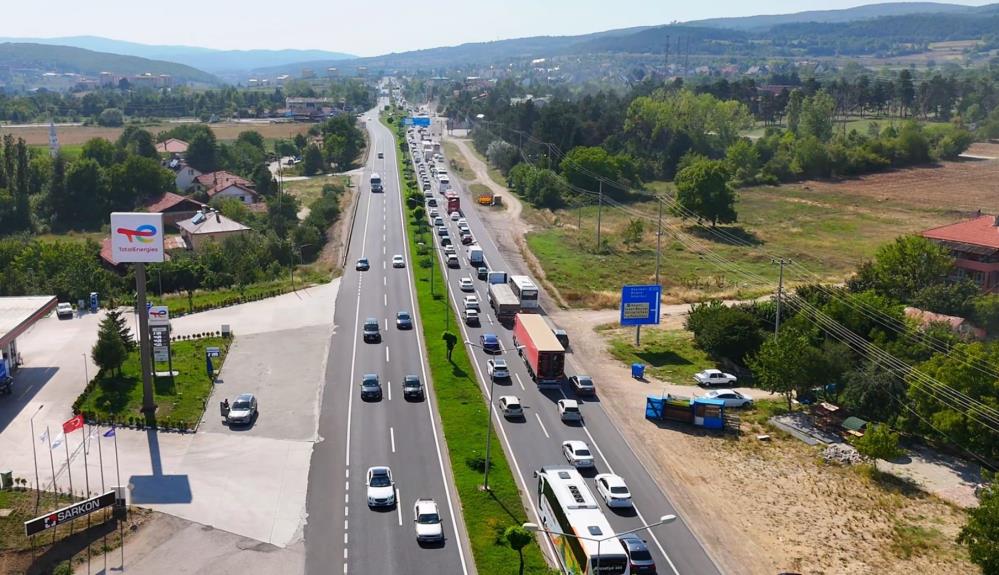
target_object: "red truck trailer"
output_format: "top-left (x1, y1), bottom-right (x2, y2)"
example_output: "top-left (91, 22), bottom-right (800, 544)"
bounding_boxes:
top-left (512, 313), bottom-right (565, 385)
top-left (446, 192), bottom-right (460, 214)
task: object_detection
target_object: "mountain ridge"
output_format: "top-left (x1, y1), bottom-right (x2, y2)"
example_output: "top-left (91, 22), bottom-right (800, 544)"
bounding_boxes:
top-left (0, 42), bottom-right (218, 84)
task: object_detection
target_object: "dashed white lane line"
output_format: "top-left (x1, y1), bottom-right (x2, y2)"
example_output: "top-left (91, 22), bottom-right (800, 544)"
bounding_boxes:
top-left (396, 489), bottom-right (403, 526)
top-left (535, 413), bottom-right (551, 439)
top-left (515, 373), bottom-right (525, 391)
top-left (487, 314), bottom-right (494, 325)
top-left (384, 277), bottom-right (387, 286)
top-left (344, 532), bottom-right (348, 544)
top-left (383, 261), bottom-right (386, 270)
top-left (385, 346), bottom-right (390, 363)
top-left (387, 380), bottom-right (392, 401)
top-left (390, 427), bottom-right (396, 453)
top-left (384, 293), bottom-right (388, 306)
top-left (383, 245), bottom-right (386, 255)
top-left (384, 318), bottom-right (388, 330)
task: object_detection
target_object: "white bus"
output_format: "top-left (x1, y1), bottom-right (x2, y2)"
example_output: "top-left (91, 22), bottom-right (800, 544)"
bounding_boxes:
top-left (370, 173), bottom-right (383, 192)
top-left (509, 275), bottom-right (539, 309)
top-left (535, 466), bottom-right (630, 574)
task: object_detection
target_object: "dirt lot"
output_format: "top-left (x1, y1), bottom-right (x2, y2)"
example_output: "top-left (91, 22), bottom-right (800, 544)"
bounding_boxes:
top-left (3, 121), bottom-right (311, 146)
top-left (554, 310), bottom-right (975, 575)
top-left (803, 144), bottom-right (999, 214)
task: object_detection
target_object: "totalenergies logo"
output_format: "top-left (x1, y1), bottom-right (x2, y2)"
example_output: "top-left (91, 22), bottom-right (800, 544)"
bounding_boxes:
top-left (116, 224), bottom-right (157, 243)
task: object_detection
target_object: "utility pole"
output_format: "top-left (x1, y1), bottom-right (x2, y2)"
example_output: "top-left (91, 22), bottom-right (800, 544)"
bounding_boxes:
top-left (136, 263), bottom-right (155, 415)
top-left (595, 181), bottom-right (603, 252)
top-left (655, 197), bottom-right (663, 286)
top-left (772, 258), bottom-right (791, 337)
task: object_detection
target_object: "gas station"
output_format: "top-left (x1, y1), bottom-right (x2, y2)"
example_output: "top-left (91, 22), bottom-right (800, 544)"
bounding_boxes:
top-left (0, 295), bottom-right (58, 390)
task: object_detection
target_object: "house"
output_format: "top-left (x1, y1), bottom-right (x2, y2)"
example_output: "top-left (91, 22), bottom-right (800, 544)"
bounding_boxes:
top-left (176, 209), bottom-right (251, 251)
top-left (286, 97), bottom-right (332, 121)
top-left (904, 307), bottom-right (987, 340)
top-left (208, 182), bottom-right (259, 204)
top-left (172, 162), bottom-right (202, 192)
top-left (155, 138), bottom-right (189, 154)
top-left (192, 171), bottom-right (257, 203)
top-left (921, 214), bottom-right (999, 293)
top-left (144, 192), bottom-right (206, 226)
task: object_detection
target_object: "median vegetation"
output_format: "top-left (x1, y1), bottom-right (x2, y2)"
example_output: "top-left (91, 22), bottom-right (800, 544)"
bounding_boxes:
top-left (383, 110), bottom-right (553, 575)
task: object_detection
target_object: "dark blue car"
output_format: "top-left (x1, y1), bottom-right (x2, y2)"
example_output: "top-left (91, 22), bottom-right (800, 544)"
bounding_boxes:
top-left (479, 333), bottom-right (501, 354)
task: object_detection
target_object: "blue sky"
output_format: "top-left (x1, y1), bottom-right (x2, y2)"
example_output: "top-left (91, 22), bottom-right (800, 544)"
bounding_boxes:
top-left (5, 0), bottom-right (995, 56)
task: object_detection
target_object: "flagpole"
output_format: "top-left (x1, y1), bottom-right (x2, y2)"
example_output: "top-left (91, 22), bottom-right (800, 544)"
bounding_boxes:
top-left (29, 405), bottom-right (42, 513)
top-left (64, 436), bottom-right (74, 535)
top-left (82, 424), bottom-right (92, 575)
top-left (113, 428), bottom-right (123, 570)
top-left (97, 428), bottom-right (107, 574)
top-left (45, 425), bottom-right (58, 545)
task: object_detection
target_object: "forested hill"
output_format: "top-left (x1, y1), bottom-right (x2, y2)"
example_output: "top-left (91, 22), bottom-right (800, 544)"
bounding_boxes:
top-left (0, 43), bottom-right (218, 84)
top-left (689, 2), bottom-right (983, 30)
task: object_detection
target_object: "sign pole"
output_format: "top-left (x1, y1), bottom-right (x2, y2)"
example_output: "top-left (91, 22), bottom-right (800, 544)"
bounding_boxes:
top-left (45, 425), bottom-right (57, 543)
top-left (97, 429), bottom-right (107, 574)
top-left (136, 263), bottom-right (155, 415)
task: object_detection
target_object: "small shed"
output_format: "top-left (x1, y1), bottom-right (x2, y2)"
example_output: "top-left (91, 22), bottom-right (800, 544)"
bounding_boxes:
top-left (841, 416), bottom-right (868, 437)
top-left (692, 397), bottom-right (725, 430)
top-left (646, 395), bottom-right (725, 429)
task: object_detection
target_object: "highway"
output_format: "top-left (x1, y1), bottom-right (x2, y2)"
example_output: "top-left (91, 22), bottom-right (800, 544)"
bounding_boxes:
top-left (411, 113), bottom-right (723, 574)
top-left (303, 102), bottom-right (471, 575)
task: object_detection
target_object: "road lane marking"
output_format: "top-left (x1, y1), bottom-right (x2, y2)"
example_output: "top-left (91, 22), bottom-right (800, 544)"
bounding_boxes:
top-left (384, 277), bottom-right (387, 286)
top-left (344, 533), bottom-right (348, 544)
top-left (535, 413), bottom-right (550, 438)
top-left (383, 245), bottom-right (386, 255)
top-left (383, 261), bottom-right (386, 270)
top-left (386, 347), bottom-right (390, 363)
top-left (384, 318), bottom-right (388, 330)
top-left (390, 427), bottom-right (396, 453)
top-left (396, 489), bottom-right (403, 526)
top-left (487, 314), bottom-right (494, 325)
top-left (384, 293), bottom-right (387, 306)
top-left (387, 380), bottom-right (392, 401)
top-left (515, 373), bottom-right (525, 391)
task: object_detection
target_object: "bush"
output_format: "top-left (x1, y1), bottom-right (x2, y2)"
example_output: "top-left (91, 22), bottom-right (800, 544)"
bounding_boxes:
top-left (853, 424), bottom-right (904, 460)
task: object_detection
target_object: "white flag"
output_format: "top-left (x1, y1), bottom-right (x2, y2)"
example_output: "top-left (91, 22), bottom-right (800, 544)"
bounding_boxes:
top-left (50, 432), bottom-right (64, 449)
top-left (38, 429), bottom-right (49, 444)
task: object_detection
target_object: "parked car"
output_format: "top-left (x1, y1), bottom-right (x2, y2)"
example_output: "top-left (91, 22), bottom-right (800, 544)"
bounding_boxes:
top-left (360, 374), bottom-right (382, 401)
top-left (618, 534), bottom-right (657, 574)
top-left (699, 389), bottom-right (754, 407)
top-left (694, 369), bottom-right (738, 387)
top-left (558, 399), bottom-right (582, 422)
top-left (363, 317), bottom-right (381, 343)
top-left (396, 311), bottom-right (413, 330)
top-left (463, 295), bottom-right (480, 310)
top-left (498, 395), bottom-right (523, 418)
top-left (56, 302), bottom-right (73, 319)
top-left (464, 308), bottom-right (480, 326)
top-left (355, 258), bottom-right (370, 271)
top-left (413, 498), bottom-right (444, 544)
top-left (569, 375), bottom-right (595, 396)
top-left (403, 375), bottom-right (424, 400)
top-left (479, 333), bottom-right (501, 354)
top-left (487, 358), bottom-right (509, 380)
top-left (392, 254), bottom-right (406, 268)
top-left (226, 393), bottom-right (258, 425)
top-left (459, 277), bottom-right (475, 292)
top-left (366, 466), bottom-right (395, 507)
top-left (562, 440), bottom-right (595, 468)
top-left (594, 474), bottom-right (632, 508)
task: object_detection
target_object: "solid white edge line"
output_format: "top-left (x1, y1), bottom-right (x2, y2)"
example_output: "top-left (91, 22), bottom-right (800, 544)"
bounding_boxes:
top-left (391, 119), bottom-right (471, 575)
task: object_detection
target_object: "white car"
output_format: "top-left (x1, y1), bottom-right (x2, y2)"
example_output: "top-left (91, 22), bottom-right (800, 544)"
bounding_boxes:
top-left (392, 255), bottom-right (406, 268)
top-left (463, 295), bottom-right (480, 310)
top-left (498, 395), bottom-right (523, 418)
top-left (444, 245), bottom-right (456, 256)
top-left (487, 358), bottom-right (509, 379)
top-left (700, 389), bottom-right (754, 407)
top-left (56, 302), bottom-right (73, 319)
top-left (594, 474), bottom-right (633, 508)
top-left (464, 308), bottom-right (479, 325)
top-left (457, 218), bottom-right (468, 227)
top-left (413, 498), bottom-right (444, 544)
top-left (694, 369), bottom-right (738, 387)
top-left (366, 466), bottom-right (396, 508)
top-left (450, 211), bottom-right (460, 221)
top-left (558, 399), bottom-right (582, 422)
top-left (459, 277), bottom-right (475, 292)
top-left (429, 208), bottom-right (439, 218)
top-left (562, 440), bottom-right (595, 469)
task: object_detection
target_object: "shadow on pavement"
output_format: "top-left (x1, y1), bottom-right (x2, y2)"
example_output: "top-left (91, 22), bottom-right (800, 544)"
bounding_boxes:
top-left (0, 366), bottom-right (59, 434)
top-left (127, 426), bottom-right (192, 504)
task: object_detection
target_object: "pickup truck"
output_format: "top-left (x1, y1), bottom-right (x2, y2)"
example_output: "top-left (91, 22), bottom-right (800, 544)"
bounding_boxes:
top-left (694, 369), bottom-right (738, 387)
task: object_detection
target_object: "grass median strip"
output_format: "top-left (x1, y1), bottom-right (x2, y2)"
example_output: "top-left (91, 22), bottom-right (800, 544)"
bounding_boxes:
top-left (384, 113), bottom-right (552, 574)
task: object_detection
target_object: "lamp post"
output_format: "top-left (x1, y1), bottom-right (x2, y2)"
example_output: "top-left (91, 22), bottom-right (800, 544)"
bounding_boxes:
top-left (465, 340), bottom-right (523, 491)
top-left (523, 514), bottom-right (676, 572)
top-left (29, 404), bottom-right (43, 512)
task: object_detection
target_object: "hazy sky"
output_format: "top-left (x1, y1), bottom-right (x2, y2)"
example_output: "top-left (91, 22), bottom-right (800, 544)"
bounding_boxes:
top-left (5, 0), bottom-right (995, 57)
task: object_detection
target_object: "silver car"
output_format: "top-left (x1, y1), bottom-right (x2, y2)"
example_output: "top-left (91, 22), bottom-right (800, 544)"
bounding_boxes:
top-left (226, 393), bottom-right (258, 425)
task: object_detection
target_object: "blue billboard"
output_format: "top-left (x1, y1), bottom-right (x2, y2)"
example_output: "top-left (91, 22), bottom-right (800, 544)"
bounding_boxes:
top-left (403, 117), bottom-right (413, 125)
top-left (409, 116), bottom-right (431, 127)
top-left (620, 285), bottom-right (661, 326)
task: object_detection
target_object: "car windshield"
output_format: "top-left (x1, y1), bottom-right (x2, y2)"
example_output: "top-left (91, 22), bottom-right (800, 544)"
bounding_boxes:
top-left (610, 486), bottom-right (629, 494)
top-left (405, 378), bottom-right (420, 387)
top-left (398, 313), bottom-right (410, 320)
top-left (232, 400), bottom-right (251, 410)
top-left (564, 405), bottom-right (579, 412)
top-left (575, 449), bottom-right (591, 457)
top-left (365, 321), bottom-right (377, 329)
top-left (494, 360), bottom-right (507, 368)
top-left (370, 474), bottom-right (391, 487)
top-left (417, 513), bottom-right (440, 524)
top-left (577, 378), bottom-right (593, 386)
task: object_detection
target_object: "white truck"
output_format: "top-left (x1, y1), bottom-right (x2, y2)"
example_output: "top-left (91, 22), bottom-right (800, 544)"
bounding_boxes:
top-left (467, 245), bottom-right (484, 267)
top-left (488, 283), bottom-right (520, 322)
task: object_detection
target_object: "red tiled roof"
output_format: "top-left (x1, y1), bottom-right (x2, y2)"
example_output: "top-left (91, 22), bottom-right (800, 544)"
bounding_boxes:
top-left (193, 171), bottom-right (252, 189)
top-left (144, 192), bottom-right (205, 213)
top-left (100, 237), bottom-right (117, 266)
top-left (922, 215), bottom-right (999, 250)
top-left (206, 182), bottom-right (260, 199)
top-left (155, 138), bottom-right (189, 154)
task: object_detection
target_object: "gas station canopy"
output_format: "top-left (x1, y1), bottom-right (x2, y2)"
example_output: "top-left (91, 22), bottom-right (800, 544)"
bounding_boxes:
top-left (0, 296), bottom-right (57, 349)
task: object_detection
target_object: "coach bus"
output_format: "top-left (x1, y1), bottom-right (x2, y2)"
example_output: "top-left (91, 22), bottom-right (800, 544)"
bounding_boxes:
top-left (509, 275), bottom-right (539, 309)
top-left (535, 466), bottom-right (629, 574)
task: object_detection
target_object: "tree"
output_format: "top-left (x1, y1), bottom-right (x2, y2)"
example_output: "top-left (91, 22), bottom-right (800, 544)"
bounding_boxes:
top-left (303, 144), bottom-right (325, 176)
top-left (622, 218), bottom-right (644, 250)
top-left (859, 235), bottom-right (953, 302)
top-left (725, 139), bottom-right (760, 185)
top-left (853, 424), bottom-right (904, 460)
top-left (912, 279), bottom-right (978, 317)
top-left (686, 301), bottom-right (766, 364)
top-left (897, 69), bottom-right (915, 117)
top-left (841, 362), bottom-right (907, 423)
top-left (798, 91), bottom-right (837, 142)
top-left (504, 525), bottom-right (534, 575)
top-left (266, 193), bottom-right (300, 238)
top-left (786, 90), bottom-right (804, 134)
top-left (958, 482), bottom-right (999, 575)
top-left (251, 163), bottom-right (276, 196)
top-left (97, 108), bottom-right (124, 127)
top-left (747, 331), bottom-right (819, 411)
top-left (560, 146), bottom-right (638, 200)
top-left (106, 309), bottom-right (135, 351)
top-left (81, 137), bottom-right (116, 167)
top-left (236, 130), bottom-right (265, 151)
top-left (186, 130), bottom-right (219, 172)
top-left (442, 331), bottom-right (458, 361)
top-left (486, 140), bottom-right (520, 175)
top-left (92, 313), bottom-right (128, 376)
top-left (673, 158), bottom-right (736, 227)
top-left (64, 158), bottom-right (109, 229)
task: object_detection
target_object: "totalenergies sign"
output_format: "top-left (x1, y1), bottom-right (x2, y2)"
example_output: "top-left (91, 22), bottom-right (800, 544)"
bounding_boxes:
top-left (110, 212), bottom-right (164, 263)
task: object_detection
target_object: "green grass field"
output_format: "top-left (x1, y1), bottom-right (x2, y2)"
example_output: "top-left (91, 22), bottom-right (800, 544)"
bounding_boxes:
top-left (601, 325), bottom-right (714, 383)
top-left (77, 337), bottom-right (229, 425)
top-left (385, 113), bottom-right (550, 575)
top-left (526, 181), bottom-right (952, 307)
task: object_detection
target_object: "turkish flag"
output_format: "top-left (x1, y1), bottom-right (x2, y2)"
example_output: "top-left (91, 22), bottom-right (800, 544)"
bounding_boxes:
top-left (62, 414), bottom-right (84, 434)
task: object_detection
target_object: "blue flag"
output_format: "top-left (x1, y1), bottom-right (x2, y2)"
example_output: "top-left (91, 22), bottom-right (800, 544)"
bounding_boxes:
top-left (103, 427), bottom-right (115, 437)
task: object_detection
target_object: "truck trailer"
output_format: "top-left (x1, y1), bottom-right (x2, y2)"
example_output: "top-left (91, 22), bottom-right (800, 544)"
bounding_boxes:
top-left (488, 283), bottom-right (520, 322)
top-left (512, 313), bottom-right (565, 385)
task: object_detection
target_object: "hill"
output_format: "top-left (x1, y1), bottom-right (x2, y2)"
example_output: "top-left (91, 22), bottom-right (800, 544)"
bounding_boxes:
top-left (689, 2), bottom-right (980, 30)
top-left (0, 36), bottom-right (355, 73)
top-left (0, 43), bottom-right (218, 84)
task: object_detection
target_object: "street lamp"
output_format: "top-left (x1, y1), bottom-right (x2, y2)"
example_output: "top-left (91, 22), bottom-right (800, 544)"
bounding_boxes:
top-left (523, 515), bottom-right (677, 573)
top-left (465, 340), bottom-right (524, 491)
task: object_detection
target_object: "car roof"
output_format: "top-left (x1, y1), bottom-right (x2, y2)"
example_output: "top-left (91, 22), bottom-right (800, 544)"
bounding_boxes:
top-left (499, 395), bottom-right (520, 403)
top-left (703, 368), bottom-right (722, 374)
top-left (415, 499), bottom-right (438, 512)
top-left (482, 333), bottom-right (498, 341)
top-left (597, 473), bottom-right (625, 487)
top-left (618, 533), bottom-right (647, 549)
top-left (574, 375), bottom-right (593, 382)
top-left (492, 358), bottom-right (507, 365)
top-left (708, 389), bottom-right (736, 394)
top-left (235, 393), bottom-right (254, 402)
top-left (363, 373), bottom-right (378, 380)
top-left (564, 440), bottom-right (587, 449)
top-left (397, 310), bottom-right (410, 316)
top-left (404, 374), bottom-right (420, 382)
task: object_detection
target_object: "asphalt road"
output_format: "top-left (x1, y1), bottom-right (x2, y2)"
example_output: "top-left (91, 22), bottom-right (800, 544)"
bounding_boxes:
top-left (411, 115), bottom-right (724, 575)
top-left (303, 102), bottom-right (471, 575)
